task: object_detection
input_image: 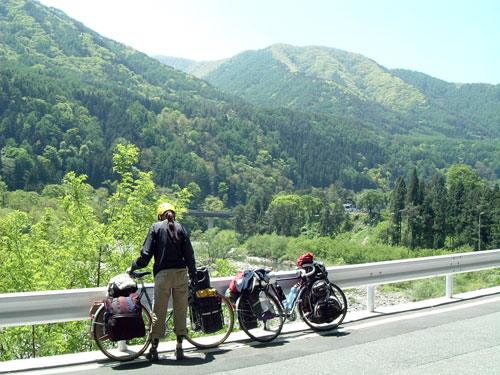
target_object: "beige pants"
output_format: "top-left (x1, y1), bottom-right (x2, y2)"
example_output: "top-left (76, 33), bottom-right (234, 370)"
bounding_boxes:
top-left (151, 268), bottom-right (188, 339)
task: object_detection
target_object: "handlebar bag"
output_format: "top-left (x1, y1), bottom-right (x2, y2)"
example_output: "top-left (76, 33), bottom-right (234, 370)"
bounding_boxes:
top-left (308, 261), bottom-right (328, 281)
top-left (103, 293), bottom-right (145, 341)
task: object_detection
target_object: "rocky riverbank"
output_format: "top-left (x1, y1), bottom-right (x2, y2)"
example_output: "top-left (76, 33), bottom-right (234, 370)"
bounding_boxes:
top-left (344, 287), bottom-right (412, 312)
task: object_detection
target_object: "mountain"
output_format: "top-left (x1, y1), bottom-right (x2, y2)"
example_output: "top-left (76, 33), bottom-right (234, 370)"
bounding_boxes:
top-left (0, 0), bottom-right (393, 202)
top-left (1, 0), bottom-right (499, 209)
top-left (156, 44), bottom-right (500, 184)
top-left (390, 68), bottom-right (500, 137)
top-left (159, 44), bottom-right (500, 138)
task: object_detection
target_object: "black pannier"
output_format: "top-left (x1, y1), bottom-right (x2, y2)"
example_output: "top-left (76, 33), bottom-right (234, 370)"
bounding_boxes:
top-left (240, 297), bottom-right (258, 329)
top-left (312, 297), bottom-right (343, 323)
top-left (248, 290), bottom-right (276, 320)
top-left (103, 293), bottom-right (145, 341)
top-left (194, 293), bottom-right (224, 334)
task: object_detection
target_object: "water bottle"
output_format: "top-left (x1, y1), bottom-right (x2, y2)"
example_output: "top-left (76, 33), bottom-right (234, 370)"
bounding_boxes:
top-left (285, 284), bottom-right (299, 309)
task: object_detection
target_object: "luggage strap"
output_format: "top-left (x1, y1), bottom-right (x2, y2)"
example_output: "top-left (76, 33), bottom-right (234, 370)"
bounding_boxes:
top-left (111, 296), bottom-right (136, 314)
top-left (126, 296), bottom-right (136, 314)
top-left (110, 313), bottom-right (141, 319)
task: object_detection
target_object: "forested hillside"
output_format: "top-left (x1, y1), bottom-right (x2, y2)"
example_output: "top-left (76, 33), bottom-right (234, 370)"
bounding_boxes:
top-left (158, 44), bottom-right (500, 184)
top-left (1, 0), bottom-right (404, 202)
top-left (2, 0), bottom-right (500, 206)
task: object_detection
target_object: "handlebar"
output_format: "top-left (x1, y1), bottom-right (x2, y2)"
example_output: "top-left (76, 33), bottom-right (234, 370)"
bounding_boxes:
top-left (129, 271), bottom-right (151, 279)
top-left (297, 264), bottom-right (316, 278)
top-left (266, 271), bottom-right (277, 285)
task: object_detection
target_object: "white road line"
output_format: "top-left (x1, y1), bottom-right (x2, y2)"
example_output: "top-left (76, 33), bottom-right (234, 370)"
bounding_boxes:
top-left (345, 295), bottom-right (500, 331)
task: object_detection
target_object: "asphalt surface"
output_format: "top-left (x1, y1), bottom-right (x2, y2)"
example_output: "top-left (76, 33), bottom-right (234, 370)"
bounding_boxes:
top-left (7, 290), bottom-right (500, 375)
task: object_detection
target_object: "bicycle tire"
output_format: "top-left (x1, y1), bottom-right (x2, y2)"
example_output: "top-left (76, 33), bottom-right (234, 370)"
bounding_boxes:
top-left (182, 292), bottom-right (235, 349)
top-left (93, 304), bottom-right (152, 362)
top-left (237, 290), bottom-right (284, 342)
top-left (298, 281), bottom-right (348, 331)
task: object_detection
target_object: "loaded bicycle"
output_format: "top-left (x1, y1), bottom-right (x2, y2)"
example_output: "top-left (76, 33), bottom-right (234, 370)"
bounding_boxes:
top-left (90, 270), bottom-right (234, 361)
top-left (234, 256), bottom-right (347, 342)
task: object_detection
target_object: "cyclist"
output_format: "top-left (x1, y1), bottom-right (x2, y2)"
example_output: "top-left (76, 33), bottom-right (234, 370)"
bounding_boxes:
top-left (127, 202), bottom-right (197, 361)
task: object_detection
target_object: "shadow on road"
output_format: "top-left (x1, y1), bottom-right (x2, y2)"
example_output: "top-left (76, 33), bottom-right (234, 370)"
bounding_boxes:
top-left (110, 349), bottom-right (229, 370)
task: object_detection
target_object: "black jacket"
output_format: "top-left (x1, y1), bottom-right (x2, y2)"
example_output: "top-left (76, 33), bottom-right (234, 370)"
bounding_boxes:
top-left (131, 220), bottom-right (196, 278)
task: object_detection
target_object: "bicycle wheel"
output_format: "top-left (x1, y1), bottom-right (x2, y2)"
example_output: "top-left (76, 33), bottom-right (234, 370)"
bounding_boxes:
top-left (92, 304), bottom-right (152, 361)
top-left (183, 292), bottom-right (234, 349)
top-left (298, 282), bottom-right (348, 331)
top-left (237, 290), bottom-right (283, 342)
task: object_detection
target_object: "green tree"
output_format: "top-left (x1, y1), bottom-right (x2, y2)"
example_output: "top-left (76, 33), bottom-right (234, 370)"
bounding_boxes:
top-left (356, 189), bottom-right (384, 220)
top-left (429, 174), bottom-right (448, 249)
top-left (267, 193), bottom-right (322, 236)
top-left (447, 164), bottom-right (486, 191)
top-left (196, 228), bottom-right (242, 265)
top-left (389, 176), bottom-right (406, 245)
top-left (404, 169), bottom-right (422, 250)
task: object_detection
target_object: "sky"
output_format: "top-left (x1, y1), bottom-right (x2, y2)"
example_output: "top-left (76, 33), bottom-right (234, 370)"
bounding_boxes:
top-left (37, 0), bottom-right (500, 84)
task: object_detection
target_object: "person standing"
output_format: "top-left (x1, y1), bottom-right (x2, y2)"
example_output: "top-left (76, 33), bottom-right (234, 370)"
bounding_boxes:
top-left (128, 202), bottom-right (197, 361)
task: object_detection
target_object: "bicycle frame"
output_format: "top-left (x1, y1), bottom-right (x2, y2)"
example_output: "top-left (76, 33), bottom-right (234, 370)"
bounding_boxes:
top-left (135, 274), bottom-right (176, 328)
top-left (268, 274), bottom-right (306, 321)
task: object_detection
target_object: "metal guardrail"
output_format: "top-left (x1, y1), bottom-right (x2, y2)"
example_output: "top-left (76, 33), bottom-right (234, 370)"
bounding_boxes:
top-left (1, 249), bottom-right (500, 327)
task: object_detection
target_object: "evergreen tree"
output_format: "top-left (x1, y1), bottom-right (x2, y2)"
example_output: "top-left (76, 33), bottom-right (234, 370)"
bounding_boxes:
top-left (488, 184), bottom-right (500, 248)
top-left (390, 176), bottom-right (406, 245)
top-left (404, 168), bottom-right (421, 250)
top-left (420, 181), bottom-right (434, 248)
top-left (448, 180), bottom-right (465, 248)
top-left (318, 203), bottom-right (335, 237)
top-left (429, 174), bottom-right (448, 249)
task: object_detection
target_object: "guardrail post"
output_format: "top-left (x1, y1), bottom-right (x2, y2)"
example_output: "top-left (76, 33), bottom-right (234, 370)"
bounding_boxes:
top-left (367, 285), bottom-right (376, 312)
top-left (446, 274), bottom-right (454, 298)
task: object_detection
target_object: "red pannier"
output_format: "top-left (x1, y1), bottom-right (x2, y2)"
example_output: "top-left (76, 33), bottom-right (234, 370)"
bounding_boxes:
top-left (229, 271), bottom-right (244, 293)
top-left (103, 293), bottom-right (146, 341)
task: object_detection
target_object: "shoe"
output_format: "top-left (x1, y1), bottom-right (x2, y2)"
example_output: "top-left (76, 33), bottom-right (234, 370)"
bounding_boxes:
top-left (145, 348), bottom-right (158, 361)
top-left (175, 347), bottom-right (185, 360)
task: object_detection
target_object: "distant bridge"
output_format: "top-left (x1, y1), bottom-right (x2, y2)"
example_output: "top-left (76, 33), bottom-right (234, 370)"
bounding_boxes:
top-left (185, 209), bottom-right (233, 229)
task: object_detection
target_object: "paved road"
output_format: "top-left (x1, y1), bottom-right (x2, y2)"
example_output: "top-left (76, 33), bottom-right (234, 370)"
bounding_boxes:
top-left (11, 293), bottom-right (500, 375)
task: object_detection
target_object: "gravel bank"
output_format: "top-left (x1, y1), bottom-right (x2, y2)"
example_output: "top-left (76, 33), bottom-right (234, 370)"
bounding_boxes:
top-left (344, 287), bottom-right (412, 312)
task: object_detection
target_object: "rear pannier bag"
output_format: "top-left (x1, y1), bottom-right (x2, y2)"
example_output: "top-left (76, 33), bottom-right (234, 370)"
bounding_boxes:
top-left (240, 297), bottom-right (258, 329)
top-left (196, 295), bottom-right (224, 334)
top-left (103, 293), bottom-right (145, 341)
top-left (248, 290), bottom-right (276, 320)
